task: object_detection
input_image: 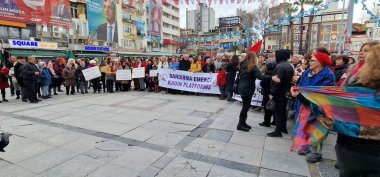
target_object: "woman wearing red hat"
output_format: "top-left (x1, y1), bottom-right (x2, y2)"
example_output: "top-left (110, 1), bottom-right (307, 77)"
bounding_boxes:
top-left (290, 52), bottom-right (336, 163)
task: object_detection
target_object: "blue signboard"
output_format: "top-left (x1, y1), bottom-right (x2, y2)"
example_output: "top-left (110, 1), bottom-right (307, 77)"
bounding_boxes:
top-left (84, 46), bottom-right (110, 52)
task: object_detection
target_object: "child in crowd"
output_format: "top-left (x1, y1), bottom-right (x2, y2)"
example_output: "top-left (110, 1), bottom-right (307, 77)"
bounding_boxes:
top-left (216, 67), bottom-right (227, 100)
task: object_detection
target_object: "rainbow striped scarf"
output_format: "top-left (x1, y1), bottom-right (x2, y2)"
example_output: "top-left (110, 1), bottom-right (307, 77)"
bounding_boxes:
top-left (291, 86), bottom-right (380, 151)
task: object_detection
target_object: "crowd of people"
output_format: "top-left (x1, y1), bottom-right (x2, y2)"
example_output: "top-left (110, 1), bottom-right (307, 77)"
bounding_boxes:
top-left (0, 42), bottom-right (379, 177)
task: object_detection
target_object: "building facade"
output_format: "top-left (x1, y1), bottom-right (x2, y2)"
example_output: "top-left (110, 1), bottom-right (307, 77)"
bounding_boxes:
top-left (218, 16), bottom-right (243, 54)
top-left (162, 1), bottom-right (181, 54)
top-left (186, 3), bottom-right (215, 33)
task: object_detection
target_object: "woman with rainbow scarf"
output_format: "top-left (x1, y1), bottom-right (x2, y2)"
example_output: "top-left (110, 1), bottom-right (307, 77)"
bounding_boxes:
top-left (291, 42), bottom-right (380, 176)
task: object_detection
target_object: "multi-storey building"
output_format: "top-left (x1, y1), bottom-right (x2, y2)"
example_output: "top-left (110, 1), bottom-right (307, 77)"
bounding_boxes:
top-left (186, 3), bottom-right (215, 33)
top-left (180, 29), bottom-right (219, 55)
top-left (218, 16), bottom-right (243, 54)
top-left (162, 1), bottom-right (181, 54)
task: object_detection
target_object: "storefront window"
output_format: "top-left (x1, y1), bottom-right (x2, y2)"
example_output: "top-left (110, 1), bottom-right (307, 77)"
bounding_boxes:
top-left (0, 26), bottom-right (8, 37)
top-left (21, 29), bottom-right (31, 39)
top-left (9, 27), bottom-right (20, 38)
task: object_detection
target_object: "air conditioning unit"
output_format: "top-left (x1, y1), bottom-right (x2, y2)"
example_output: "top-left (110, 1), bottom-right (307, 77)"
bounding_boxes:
top-left (62, 34), bottom-right (69, 38)
top-left (53, 33), bottom-right (61, 38)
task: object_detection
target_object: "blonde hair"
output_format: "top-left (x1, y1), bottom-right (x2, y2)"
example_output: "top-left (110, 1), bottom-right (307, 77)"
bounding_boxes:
top-left (359, 44), bottom-right (380, 90)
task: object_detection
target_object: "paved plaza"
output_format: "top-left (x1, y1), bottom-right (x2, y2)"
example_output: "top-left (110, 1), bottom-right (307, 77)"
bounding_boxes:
top-left (0, 92), bottom-right (339, 177)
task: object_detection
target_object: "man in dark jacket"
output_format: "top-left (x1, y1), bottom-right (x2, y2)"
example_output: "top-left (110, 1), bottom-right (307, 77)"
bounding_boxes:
top-left (179, 54), bottom-right (191, 71)
top-left (267, 49), bottom-right (294, 137)
top-left (6, 56), bottom-right (16, 96)
top-left (21, 56), bottom-right (40, 103)
top-left (13, 58), bottom-right (26, 100)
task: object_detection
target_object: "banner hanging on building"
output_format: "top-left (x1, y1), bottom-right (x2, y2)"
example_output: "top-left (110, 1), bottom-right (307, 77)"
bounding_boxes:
top-left (147, 0), bottom-right (162, 37)
top-left (87, 0), bottom-right (119, 43)
top-left (0, 0), bottom-right (71, 27)
top-left (233, 80), bottom-right (263, 106)
top-left (158, 69), bottom-right (219, 94)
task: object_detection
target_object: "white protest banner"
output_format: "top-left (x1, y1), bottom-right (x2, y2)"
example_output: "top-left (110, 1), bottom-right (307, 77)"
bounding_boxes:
top-left (158, 69), bottom-right (219, 94)
top-left (116, 70), bottom-right (132, 80)
top-left (233, 79), bottom-right (263, 106)
top-left (82, 66), bottom-right (101, 81)
top-left (149, 70), bottom-right (158, 77)
top-left (132, 67), bottom-right (145, 78)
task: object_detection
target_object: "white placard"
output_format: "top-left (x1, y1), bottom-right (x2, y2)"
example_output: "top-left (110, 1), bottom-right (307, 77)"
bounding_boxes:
top-left (158, 69), bottom-right (219, 94)
top-left (233, 79), bottom-right (263, 106)
top-left (132, 67), bottom-right (145, 78)
top-left (116, 70), bottom-right (132, 80)
top-left (149, 70), bottom-right (158, 77)
top-left (82, 66), bottom-right (101, 81)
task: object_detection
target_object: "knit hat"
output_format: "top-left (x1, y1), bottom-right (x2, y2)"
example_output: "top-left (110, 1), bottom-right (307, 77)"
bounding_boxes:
top-left (314, 52), bottom-right (332, 66)
top-left (275, 49), bottom-right (292, 62)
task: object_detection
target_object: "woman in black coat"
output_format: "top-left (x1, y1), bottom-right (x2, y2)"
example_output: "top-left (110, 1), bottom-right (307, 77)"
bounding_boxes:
top-left (225, 55), bottom-right (238, 101)
top-left (237, 52), bottom-right (272, 132)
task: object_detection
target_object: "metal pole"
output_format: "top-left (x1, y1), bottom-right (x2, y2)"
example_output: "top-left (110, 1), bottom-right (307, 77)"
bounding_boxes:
top-left (337, 0), bottom-right (346, 55)
top-left (346, 0), bottom-right (354, 37)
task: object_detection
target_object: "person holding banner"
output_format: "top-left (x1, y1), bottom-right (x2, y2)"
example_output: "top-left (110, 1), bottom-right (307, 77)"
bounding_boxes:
top-left (88, 60), bottom-right (101, 93)
top-left (236, 52), bottom-right (272, 132)
top-left (76, 60), bottom-right (88, 94)
top-left (117, 60), bottom-right (131, 92)
top-left (137, 59), bottom-right (146, 91)
top-left (62, 63), bottom-right (77, 95)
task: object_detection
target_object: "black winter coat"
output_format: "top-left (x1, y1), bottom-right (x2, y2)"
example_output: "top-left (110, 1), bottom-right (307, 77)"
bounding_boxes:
top-left (334, 64), bottom-right (348, 82)
top-left (14, 62), bottom-right (24, 86)
top-left (179, 60), bottom-right (191, 71)
top-left (270, 61), bottom-right (294, 96)
top-left (21, 62), bottom-right (39, 82)
top-left (202, 64), bottom-right (215, 73)
top-left (237, 61), bottom-right (271, 96)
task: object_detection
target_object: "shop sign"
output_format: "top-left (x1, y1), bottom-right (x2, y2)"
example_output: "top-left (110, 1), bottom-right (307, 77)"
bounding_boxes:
top-left (84, 45), bottom-right (110, 52)
top-left (9, 39), bottom-right (58, 50)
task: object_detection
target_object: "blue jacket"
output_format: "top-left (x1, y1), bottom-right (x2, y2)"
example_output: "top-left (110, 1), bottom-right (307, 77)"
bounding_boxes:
top-left (39, 67), bottom-right (52, 86)
top-left (294, 67), bottom-right (335, 119)
top-left (169, 62), bottom-right (179, 69)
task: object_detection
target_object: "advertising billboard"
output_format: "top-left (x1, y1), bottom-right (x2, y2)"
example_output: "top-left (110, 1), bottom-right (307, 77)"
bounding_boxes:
top-left (0, 0), bottom-right (71, 27)
top-left (135, 21), bottom-right (145, 38)
top-left (147, 0), bottom-right (161, 37)
top-left (87, 0), bottom-right (119, 43)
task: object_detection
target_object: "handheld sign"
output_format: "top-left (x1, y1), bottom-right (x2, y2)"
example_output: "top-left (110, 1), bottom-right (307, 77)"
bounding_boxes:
top-left (116, 70), bottom-right (132, 80)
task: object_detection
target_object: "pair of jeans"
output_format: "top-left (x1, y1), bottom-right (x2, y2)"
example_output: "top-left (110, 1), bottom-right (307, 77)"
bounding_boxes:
top-left (41, 85), bottom-right (50, 97)
top-left (79, 81), bottom-right (88, 93)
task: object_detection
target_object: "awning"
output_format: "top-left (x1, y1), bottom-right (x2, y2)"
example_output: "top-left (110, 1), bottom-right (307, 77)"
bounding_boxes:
top-left (75, 53), bottom-right (108, 58)
top-left (0, 20), bottom-right (26, 28)
top-left (118, 52), bottom-right (180, 57)
top-left (6, 50), bottom-right (67, 58)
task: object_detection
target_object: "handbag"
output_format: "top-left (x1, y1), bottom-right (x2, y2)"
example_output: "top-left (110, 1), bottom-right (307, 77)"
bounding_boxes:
top-left (266, 99), bottom-right (276, 111)
top-left (233, 72), bottom-right (240, 94)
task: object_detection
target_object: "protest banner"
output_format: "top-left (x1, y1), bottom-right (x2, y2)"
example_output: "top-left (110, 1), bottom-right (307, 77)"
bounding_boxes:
top-left (132, 68), bottom-right (145, 78)
top-left (82, 66), bottom-right (101, 81)
top-left (233, 80), bottom-right (263, 106)
top-left (158, 69), bottom-right (219, 94)
top-left (116, 70), bottom-right (132, 80)
top-left (149, 70), bottom-right (158, 77)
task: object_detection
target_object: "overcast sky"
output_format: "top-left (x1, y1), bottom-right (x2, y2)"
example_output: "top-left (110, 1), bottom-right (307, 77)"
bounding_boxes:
top-left (179, 0), bottom-right (378, 28)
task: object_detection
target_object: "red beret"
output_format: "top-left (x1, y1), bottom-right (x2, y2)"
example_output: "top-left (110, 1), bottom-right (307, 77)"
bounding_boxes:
top-left (313, 52), bottom-right (332, 66)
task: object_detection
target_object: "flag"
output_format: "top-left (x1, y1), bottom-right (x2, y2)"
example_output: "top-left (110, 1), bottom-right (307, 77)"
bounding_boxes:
top-left (163, 0), bottom-right (168, 4)
top-left (247, 40), bottom-right (262, 53)
top-left (219, 0), bottom-right (223, 4)
top-left (248, 0), bottom-right (252, 3)
top-left (197, 0), bottom-right (201, 4)
top-left (185, 0), bottom-right (189, 4)
top-left (174, 0), bottom-right (179, 4)
top-left (208, 0), bottom-right (212, 4)
top-left (231, 0), bottom-right (235, 3)
top-left (237, 0), bottom-right (241, 3)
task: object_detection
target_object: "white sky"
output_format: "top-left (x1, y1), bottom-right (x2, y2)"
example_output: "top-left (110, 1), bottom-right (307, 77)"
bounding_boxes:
top-left (179, 0), bottom-right (378, 28)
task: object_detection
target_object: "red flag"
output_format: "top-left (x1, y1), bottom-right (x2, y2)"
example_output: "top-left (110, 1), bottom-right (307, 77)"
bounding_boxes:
top-left (152, 0), bottom-right (157, 3)
top-left (185, 0), bottom-right (189, 4)
top-left (248, 0), bottom-right (252, 3)
top-left (219, 0), bottom-right (223, 4)
top-left (231, 0), bottom-right (235, 3)
top-left (197, 0), bottom-right (201, 4)
top-left (140, 0), bottom-right (144, 4)
top-left (237, 0), bottom-right (241, 3)
top-left (247, 40), bottom-right (263, 53)
top-left (163, 0), bottom-right (168, 4)
top-left (174, 0), bottom-right (179, 4)
top-left (208, 0), bottom-right (212, 5)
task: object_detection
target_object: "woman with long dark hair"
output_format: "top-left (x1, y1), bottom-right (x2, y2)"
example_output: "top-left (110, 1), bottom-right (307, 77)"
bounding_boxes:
top-left (237, 52), bottom-right (271, 131)
top-left (225, 55), bottom-right (238, 101)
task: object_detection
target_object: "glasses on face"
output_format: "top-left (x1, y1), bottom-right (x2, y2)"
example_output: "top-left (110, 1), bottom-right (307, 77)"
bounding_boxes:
top-left (310, 59), bottom-right (317, 62)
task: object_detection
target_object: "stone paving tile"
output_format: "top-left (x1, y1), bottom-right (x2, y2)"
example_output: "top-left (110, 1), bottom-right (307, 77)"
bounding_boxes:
top-left (261, 150), bottom-right (310, 177)
top-left (264, 137), bottom-right (293, 153)
top-left (219, 143), bottom-right (263, 167)
top-left (88, 163), bottom-right (140, 177)
top-left (208, 165), bottom-right (258, 177)
top-left (81, 120), bottom-right (137, 135)
top-left (184, 138), bottom-right (226, 158)
top-left (110, 146), bottom-right (164, 172)
top-left (259, 168), bottom-right (295, 177)
top-left (61, 135), bottom-right (108, 154)
top-left (0, 159), bottom-right (11, 168)
top-left (17, 148), bottom-right (78, 174)
top-left (14, 109), bottom-right (56, 118)
top-left (146, 132), bottom-right (187, 147)
top-left (188, 110), bottom-right (213, 118)
top-left (155, 157), bottom-right (213, 177)
top-left (27, 127), bottom-right (67, 141)
top-left (0, 164), bottom-right (37, 177)
top-left (0, 139), bottom-right (55, 163)
top-left (322, 144), bottom-right (337, 161)
top-left (318, 160), bottom-right (339, 177)
top-left (121, 127), bottom-right (162, 142)
top-left (39, 154), bottom-right (107, 177)
top-left (42, 131), bottom-right (93, 146)
top-left (203, 129), bottom-right (233, 143)
top-left (229, 131), bottom-right (265, 148)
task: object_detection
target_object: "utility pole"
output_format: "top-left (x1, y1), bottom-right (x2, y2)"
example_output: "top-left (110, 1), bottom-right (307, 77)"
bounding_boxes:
top-left (337, 0), bottom-right (354, 55)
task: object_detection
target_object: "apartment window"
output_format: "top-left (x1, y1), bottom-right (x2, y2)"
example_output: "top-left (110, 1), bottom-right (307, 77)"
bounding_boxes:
top-left (323, 33), bottom-right (330, 41)
top-left (71, 3), bottom-right (78, 18)
top-left (123, 26), bottom-right (132, 33)
top-left (268, 36), bottom-right (271, 40)
top-left (136, 16), bottom-right (143, 22)
top-left (9, 27), bottom-right (20, 38)
top-left (324, 25), bottom-right (332, 32)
